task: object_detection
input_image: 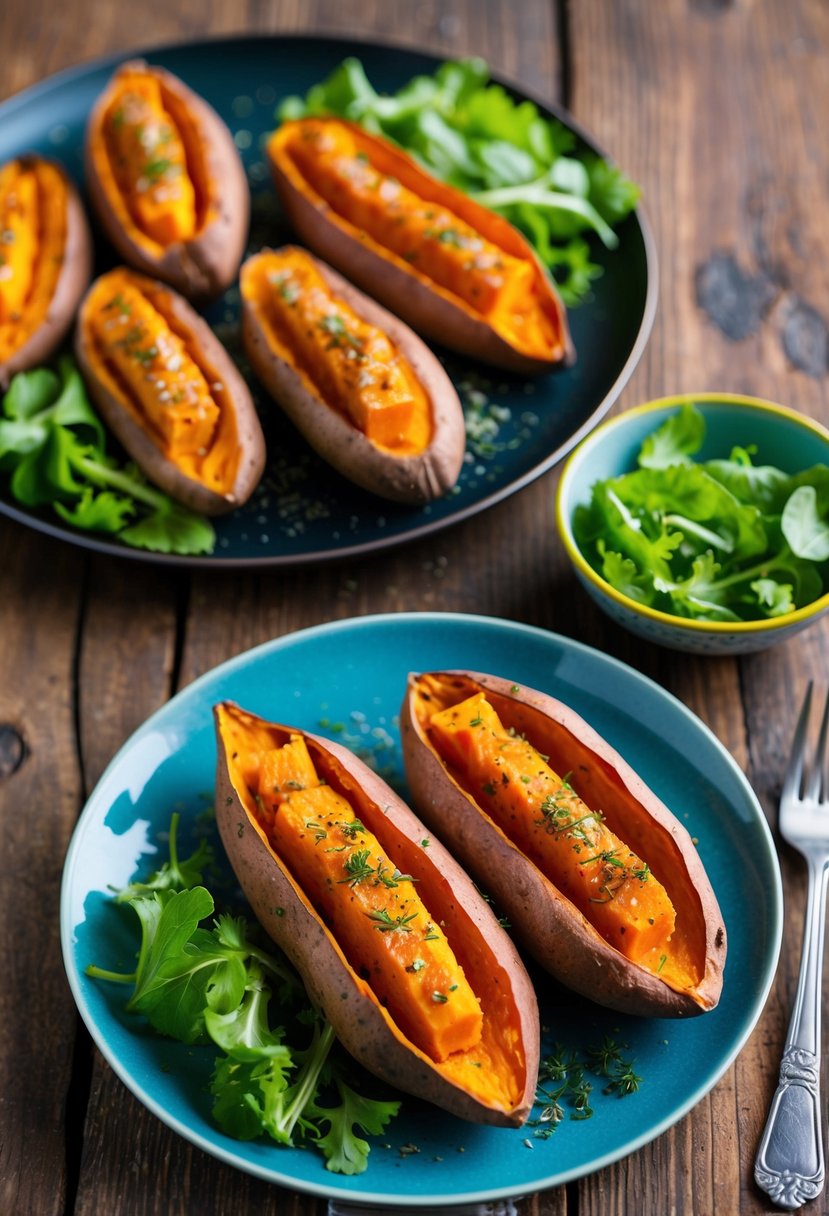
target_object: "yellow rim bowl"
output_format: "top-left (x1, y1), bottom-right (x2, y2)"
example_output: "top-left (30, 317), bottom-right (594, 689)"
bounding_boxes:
top-left (554, 392), bottom-right (829, 638)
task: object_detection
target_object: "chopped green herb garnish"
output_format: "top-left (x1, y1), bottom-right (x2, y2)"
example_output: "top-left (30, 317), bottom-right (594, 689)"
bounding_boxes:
top-left (368, 908), bottom-right (418, 933)
top-left (339, 848), bottom-right (375, 885)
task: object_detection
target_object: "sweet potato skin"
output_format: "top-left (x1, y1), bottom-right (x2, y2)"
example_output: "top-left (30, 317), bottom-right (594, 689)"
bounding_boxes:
top-left (214, 702), bottom-right (540, 1126)
top-left (241, 249), bottom-right (465, 504)
top-left (84, 60), bottom-right (249, 302)
top-left (400, 670), bottom-right (727, 1018)
top-left (75, 270), bottom-right (265, 515)
top-left (269, 120), bottom-right (573, 375)
top-left (0, 156), bottom-right (93, 389)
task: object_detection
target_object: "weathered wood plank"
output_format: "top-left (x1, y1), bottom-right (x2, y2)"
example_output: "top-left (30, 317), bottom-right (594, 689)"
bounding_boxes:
top-left (0, 522), bottom-right (84, 1216)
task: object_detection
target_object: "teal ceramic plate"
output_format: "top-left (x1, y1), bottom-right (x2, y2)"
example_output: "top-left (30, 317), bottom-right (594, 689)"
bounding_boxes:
top-left (61, 612), bottom-right (781, 1206)
top-left (0, 35), bottom-right (655, 567)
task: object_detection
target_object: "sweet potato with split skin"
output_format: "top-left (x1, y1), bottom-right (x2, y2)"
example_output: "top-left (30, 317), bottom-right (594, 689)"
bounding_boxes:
top-left (267, 118), bottom-right (573, 374)
top-left (0, 155), bottom-right (92, 388)
top-left (241, 246), bottom-right (465, 503)
top-left (75, 266), bottom-right (265, 514)
top-left (85, 60), bottom-right (248, 301)
top-left (214, 701), bottom-right (539, 1127)
top-left (401, 671), bottom-right (727, 1018)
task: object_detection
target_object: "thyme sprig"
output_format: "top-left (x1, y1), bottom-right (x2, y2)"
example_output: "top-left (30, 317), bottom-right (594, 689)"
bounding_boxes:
top-left (527, 1037), bottom-right (642, 1139)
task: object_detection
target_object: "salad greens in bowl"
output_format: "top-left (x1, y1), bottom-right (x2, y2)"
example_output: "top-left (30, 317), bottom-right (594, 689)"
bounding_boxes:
top-left (555, 394), bottom-right (829, 654)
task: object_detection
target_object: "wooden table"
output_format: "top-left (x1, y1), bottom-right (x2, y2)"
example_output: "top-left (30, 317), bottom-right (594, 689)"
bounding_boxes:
top-left (2, 1), bottom-right (828, 1213)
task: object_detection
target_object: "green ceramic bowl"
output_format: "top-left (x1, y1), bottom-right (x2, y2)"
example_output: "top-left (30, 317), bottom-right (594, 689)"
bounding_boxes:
top-left (555, 393), bottom-right (829, 654)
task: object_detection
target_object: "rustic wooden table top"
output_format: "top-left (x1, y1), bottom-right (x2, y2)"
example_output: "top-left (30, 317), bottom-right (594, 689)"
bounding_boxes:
top-left (2, 1), bottom-right (829, 1213)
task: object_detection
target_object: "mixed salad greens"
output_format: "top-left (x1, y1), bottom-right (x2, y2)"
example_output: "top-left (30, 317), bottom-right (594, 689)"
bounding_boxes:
top-left (280, 56), bottom-right (641, 306)
top-left (86, 814), bottom-right (400, 1174)
top-left (573, 404), bottom-right (829, 622)
top-left (0, 359), bottom-right (215, 555)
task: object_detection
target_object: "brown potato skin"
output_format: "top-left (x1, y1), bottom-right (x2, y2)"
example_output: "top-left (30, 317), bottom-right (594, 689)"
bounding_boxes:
top-left (0, 156), bottom-right (93, 389)
top-left (84, 60), bottom-right (249, 302)
top-left (241, 250), bottom-right (466, 504)
top-left (214, 704), bottom-right (539, 1126)
top-left (401, 671), bottom-right (727, 1018)
top-left (75, 271), bottom-right (265, 515)
top-left (269, 122), bottom-right (573, 375)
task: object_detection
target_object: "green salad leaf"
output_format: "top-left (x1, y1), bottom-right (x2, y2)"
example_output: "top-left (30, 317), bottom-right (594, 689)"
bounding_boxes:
top-left (573, 403), bottom-right (829, 622)
top-left (279, 57), bottom-right (641, 305)
top-left (0, 358), bottom-right (215, 555)
top-left (87, 814), bottom-right (400, 1174)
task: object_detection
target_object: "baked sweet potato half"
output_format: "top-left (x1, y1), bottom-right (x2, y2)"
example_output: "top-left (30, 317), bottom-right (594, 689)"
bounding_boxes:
top-left (214, 701), bottom-right (539, 1127)
top-left (0, 155), bottom-right (92, 388)
top-left (267, 118), bottom-right (573, 374)
top-left (401, 671), bottom-right (727, 1018)
top-left (75, 267), bottom-right (265, 514)
top-left (240, 246), bottom-right (465, 503)
top-left (85, 60), bottom-right (248, 301)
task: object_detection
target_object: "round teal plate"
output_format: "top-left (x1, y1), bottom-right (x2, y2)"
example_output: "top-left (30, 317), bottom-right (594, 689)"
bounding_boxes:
top-left (0, 35), bottom-right (655, 567)
top-left (61, 613), bottom-right (781, 1206)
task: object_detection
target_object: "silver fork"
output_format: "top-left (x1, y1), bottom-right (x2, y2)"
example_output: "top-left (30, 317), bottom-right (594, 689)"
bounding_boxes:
top-left (755, 684), bottom-right (829, 1210)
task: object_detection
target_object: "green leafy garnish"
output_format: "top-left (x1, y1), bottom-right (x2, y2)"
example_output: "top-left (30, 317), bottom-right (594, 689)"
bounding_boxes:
top-left (279, 57), bottom-right (640, 305)
top-left (573, 403), bottom-right (829, 622)
top-left (87, 818), bottom-right (400, 1173)
top-left (527, 1037), bottom-right (642, 1139)
top-left (0, 358), bottom-right (215, 555)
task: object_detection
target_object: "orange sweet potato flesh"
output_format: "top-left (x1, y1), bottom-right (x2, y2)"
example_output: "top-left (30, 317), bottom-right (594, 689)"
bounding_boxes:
top-left (103, 73), bottom-right (197, 246)
top-left (269, 119), bottom-right (568, 367)
top-left (0, 158), bottom-right (69, 359)
top-left (216, 702), bottom-right (536, 1121)
top-left (79, 267), bottom-right (239, 492)
top-left (240, 248), bottom-right (431, 454)
top-left (409, 673), bottom-right (722, 1008)
top-left (257, 734), bottom-right (482, 1062)
top-left (92, 65), bottom-right (205, 252)
top-left (428, 693), bottom-right (677, 975)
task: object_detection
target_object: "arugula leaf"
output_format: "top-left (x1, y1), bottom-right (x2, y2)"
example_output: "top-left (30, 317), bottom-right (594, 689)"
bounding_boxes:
top-left (113, 812), bottom-right (212, 902)
top-left (211, 1055), bottom-right (292, 1141)
top-left (124, 888), bottom-right (222, 1037)
top-left (575, 403), bottom-right (829, 622)
top-left (280, 57), bottom-right (640, 304)
top-left (0, 359), bottom-right (216, 555)
top-left (308, 1078), bottom-right (401, 1175)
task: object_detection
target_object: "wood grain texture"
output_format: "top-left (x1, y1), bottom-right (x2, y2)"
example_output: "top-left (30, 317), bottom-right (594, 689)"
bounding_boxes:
top-left (2, 0), bottom-right (829, 1213)
top-left (0, 524), bottom-right (83, 1216)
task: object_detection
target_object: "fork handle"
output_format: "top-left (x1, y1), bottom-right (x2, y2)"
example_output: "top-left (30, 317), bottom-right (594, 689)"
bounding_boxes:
top-left (755, 856), bottom-right (829, 1209)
